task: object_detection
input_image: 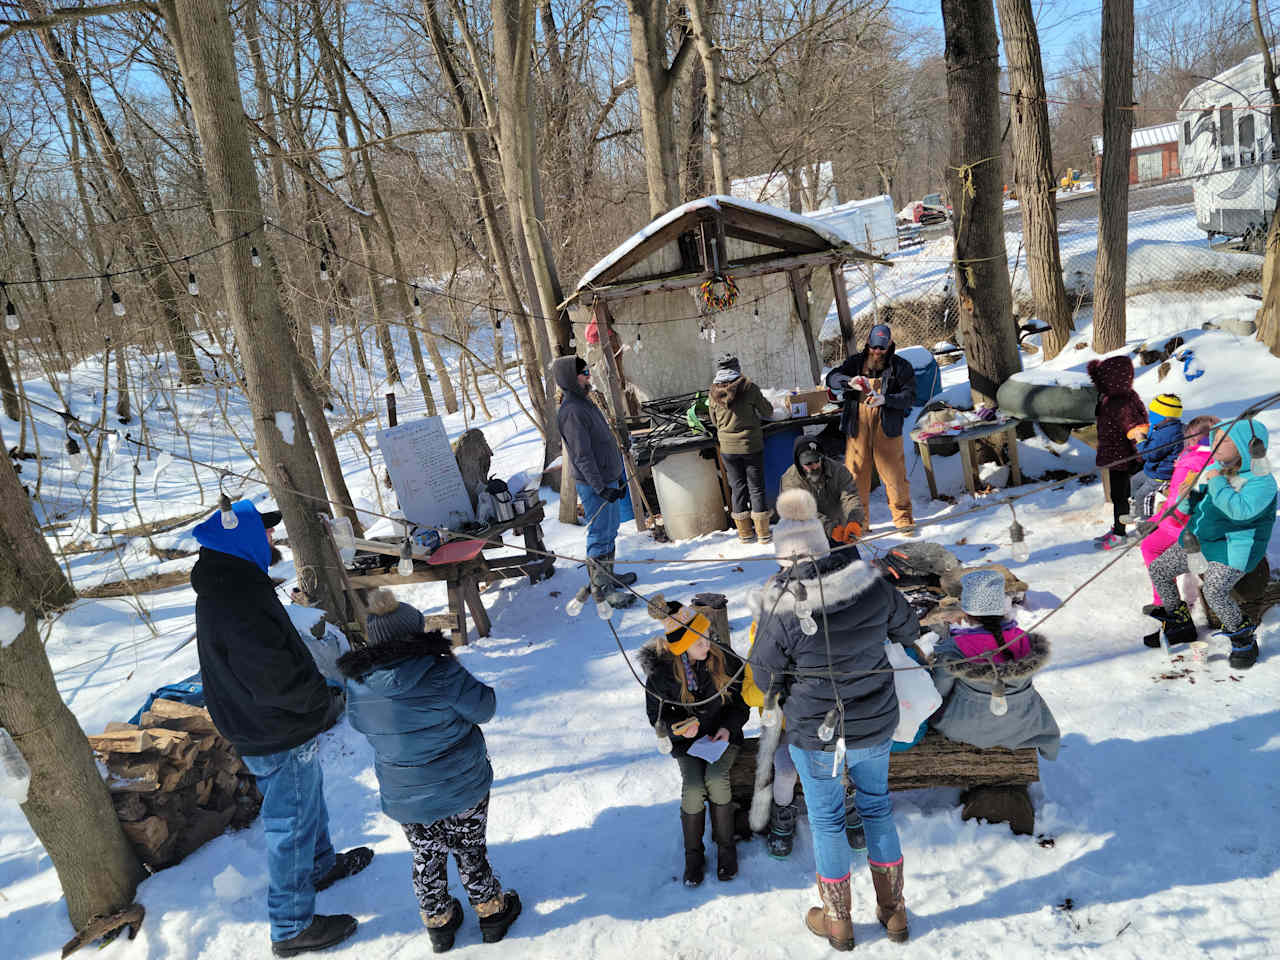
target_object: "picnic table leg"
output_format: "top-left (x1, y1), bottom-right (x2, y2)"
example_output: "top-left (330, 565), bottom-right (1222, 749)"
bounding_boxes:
top-left (446, 571), bottom-right (469, 646)
top-left (462, 573), bottom-right (491, 638)
top-left (916, 441), bottom-right (939, 500)
top-left (1005, 426), bottom-right (1023, 486)
top-left (523, 522), bottom-right (555, 584)
top-left (958, 438), bottom-right (979, 495)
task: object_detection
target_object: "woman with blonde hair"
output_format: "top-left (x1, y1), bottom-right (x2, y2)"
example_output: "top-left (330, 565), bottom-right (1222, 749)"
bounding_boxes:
top-left (638, 598), bottom-right (749, 886)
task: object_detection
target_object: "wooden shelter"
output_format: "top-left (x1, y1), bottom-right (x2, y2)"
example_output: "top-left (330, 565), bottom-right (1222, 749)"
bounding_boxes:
top-left (557, 195), bottom-right (891, 527)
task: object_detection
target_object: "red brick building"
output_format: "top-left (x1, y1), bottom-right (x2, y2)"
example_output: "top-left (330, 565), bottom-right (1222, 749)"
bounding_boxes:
top-left (1091, 121), bottom-right (1181, 185)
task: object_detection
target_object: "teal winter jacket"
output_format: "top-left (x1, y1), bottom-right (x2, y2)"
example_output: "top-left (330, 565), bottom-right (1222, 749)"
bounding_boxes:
top-left (1185, 420), bottom-right (1277, 573)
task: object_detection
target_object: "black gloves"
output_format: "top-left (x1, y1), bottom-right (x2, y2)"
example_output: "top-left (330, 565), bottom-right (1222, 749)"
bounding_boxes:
top-left (602, 485), bottom-right (624, 502)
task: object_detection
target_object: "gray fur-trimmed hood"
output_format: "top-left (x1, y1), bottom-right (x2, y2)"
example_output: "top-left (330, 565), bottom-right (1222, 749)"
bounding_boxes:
top-left (337, 631), bottom-right (454, 680)
top-left (635, 640), bottom-right (669, 679)
top-left (748, 555), bottom-right (882, 620)
top-left (936, 631), bottom-right (1050, 684)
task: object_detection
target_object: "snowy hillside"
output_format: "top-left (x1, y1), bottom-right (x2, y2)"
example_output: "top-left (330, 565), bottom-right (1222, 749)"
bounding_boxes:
top-left (3, 204), bottom-right (1280, 960)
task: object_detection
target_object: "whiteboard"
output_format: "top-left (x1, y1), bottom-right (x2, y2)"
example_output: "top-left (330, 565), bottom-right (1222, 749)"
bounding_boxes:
top-left (376, 417), bottom-right (476, 531)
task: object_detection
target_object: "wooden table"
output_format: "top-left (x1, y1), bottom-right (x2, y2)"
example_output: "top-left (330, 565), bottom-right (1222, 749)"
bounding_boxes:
top-left (340, 503), bottom-right (556, 645)
top-left (913, 419), bottom-right (1022, 499)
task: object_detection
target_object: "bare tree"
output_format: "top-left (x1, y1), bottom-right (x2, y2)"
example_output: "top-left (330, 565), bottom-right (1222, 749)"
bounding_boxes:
top-left (996, 0), bottom-right (1071, 359)
top-left (0, 453), bottom-right (145, 933)
top-left (1251, 0), bottom-right (1280, 356)
top-left (1092, 0), bottom-right (1135, 354)
top-left (942, 0), bottom-right (1019, 406)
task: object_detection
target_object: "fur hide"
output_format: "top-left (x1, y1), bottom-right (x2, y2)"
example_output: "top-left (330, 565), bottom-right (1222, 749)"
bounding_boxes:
top-left (709, 376), bottom-right (745, 408)
top-left (936, 631), bottom-right (1051, 684)
top-left (749, 716), bottom-right (785, 833)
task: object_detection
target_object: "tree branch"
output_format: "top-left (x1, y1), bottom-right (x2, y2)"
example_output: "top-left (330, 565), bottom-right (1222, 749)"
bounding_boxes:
top-left (1, 2), bottom-right (158, 42)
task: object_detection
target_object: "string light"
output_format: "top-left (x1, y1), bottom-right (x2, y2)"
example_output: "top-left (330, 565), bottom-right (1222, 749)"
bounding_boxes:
top-left (654, 721), bottom-right (673, 755)
top-left (634, 328), bottom-right (643, 353)
top-left (250, 246), bottom-right (262, 268)
top-left (1007, 502), bottom-right (1029, 563)
top-left (412, 290), bottom-right (423, 317)
top-left (110, 289), bottom-right (126, 317)
top-left (3, 288), bottom-right (17, 331)
top-left (566, 584), bottom-right (590, 616)
top-left (988, 676), bottom-right (1009, 716)
top-left (186, 260), bottom-right (199, 296)
top-left (397, 539), bottom-right (414, 577)
top-left (817, 708), bottom-right (838, 742)
top-left (218, 493), bottom-right (238, 529)
top-left (65, 435), bottom-right (84, 472)
top-left (319, 259), bottom-right (330, 282)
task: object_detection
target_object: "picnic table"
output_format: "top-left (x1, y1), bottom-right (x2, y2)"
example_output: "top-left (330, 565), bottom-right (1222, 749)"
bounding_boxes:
top-left (337, 503), bottom-right (555, 645)
top-left (912, 418), bottom-right (1022, 499)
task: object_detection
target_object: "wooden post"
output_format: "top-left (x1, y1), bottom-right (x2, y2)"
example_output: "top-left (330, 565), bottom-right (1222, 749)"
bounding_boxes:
top-left (594, 301), bottom-right (649, 531)
top-left (829, 262), bottom-right (855, 357)
top-left (788, 268), bottom-right (823, 385)
top-left (864, 225), bottom-right (881, 324)
top-left (558, 453), bottom-right (579, 525)
top-left (385, 392), bottom-right (398, 427)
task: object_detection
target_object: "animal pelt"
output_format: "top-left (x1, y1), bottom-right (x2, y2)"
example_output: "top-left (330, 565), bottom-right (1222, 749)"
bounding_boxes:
top-left (709, 376), bottom-right (746, 407)
top-left (749, 716), bottom-right (785, 833)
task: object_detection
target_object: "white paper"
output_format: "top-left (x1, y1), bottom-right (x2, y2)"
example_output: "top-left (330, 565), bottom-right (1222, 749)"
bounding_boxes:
top-left (376, 417), bottom-right (476, 531)
top-left (686, 735), bottom-right (729, 764)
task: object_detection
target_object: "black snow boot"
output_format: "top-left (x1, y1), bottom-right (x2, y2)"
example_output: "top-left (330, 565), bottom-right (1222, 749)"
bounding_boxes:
top-left (767, 801), bottom-right (796, 859)
top-left (710, 802), bottom-right (738, 881)
top-left (603, 550), bottom-right (638, 587)
top-left (681, 808), bottom-right (706, 886)
top-left (422, 898), bottom-right (463, 953)
top-left (1143, 602), bottom-right (1196, 648)
top-left (314, 847), bottom-right (374, 892)
top-left (591, 556), bottom-right (635, 609)
top-left (1224, 621), bottom-right (1259, 669)
top-left (271, 915), bottom-right (358, 957)
top-left (476, 891), bottom-right (522, 944)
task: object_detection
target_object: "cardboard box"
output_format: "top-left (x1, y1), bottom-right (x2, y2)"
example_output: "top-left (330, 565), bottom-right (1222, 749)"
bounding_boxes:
top-left (788, 387), bottom-right (831, 418)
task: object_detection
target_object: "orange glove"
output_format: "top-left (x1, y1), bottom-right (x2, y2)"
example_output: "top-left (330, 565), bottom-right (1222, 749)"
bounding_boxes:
top-left (1127, 424), bottom-right (1149, 442)
top-left (832, 521), bottom-right (862, 543)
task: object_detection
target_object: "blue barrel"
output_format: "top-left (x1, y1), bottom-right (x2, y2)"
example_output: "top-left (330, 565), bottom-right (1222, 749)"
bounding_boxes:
top-left (897, 346), bottom-right (941, 407)
top-left (763, 424), bottom-right (804, 509)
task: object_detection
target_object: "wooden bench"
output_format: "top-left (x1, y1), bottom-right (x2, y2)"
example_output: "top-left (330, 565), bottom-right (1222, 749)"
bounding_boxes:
top-left (730, 729), bottom-right (1040, 835)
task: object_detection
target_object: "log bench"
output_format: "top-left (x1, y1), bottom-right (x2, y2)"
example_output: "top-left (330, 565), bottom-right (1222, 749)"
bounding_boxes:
top-left (730, 729), bottom-right (1040, 835)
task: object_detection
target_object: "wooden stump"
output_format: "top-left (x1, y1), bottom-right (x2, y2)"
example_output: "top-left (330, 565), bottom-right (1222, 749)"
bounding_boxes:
top-left (452, 428), bottom-right (492, 511)
top-left (961, 785), bottom-right (1035, 835)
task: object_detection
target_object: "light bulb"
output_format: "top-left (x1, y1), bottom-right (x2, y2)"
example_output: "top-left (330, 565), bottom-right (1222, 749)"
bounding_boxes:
top-left (66, 436), bottom-right (84, 472)
top-left (412, 292), bottom-right (422, 316)
top-left (634, 332), bottom-right (643, 352)
top-left (595, 599), bottom-right (614, 620)
top-left (655, 722), bottom-right (673, 755)
top-left (111, 291), bottom-right (126, 317)
top-left (566, 584), bottom-right (590, 617)
top-left (187, 271), bottom-right (199, 296)
top-left (107, 432), bottom-right (120, 456)
top-left (1009, 519), bottom-right (1029, 563)
top-left (817, 708), bottom-right (838, 742)
top-left (319, 260), bottom-right (330, 281)
top-left (709, 327), bottom-right (717, 343)
top-left (397, 540), bottom-right (414, 577)
top-left (219, 494), bottom-right (238, 529)
top-left (988, 679), bottom-right (1008, 717)
top-left (251, 246), bottom-right (262, 268)
top-left (4, 299), bottom-right (17, 331)
top-left (799, 613), bottom-right (819, 636)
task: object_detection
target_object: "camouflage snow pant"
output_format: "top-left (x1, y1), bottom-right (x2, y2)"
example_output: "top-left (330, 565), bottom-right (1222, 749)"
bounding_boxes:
top-left (402, 792), bottom-right (502, 916)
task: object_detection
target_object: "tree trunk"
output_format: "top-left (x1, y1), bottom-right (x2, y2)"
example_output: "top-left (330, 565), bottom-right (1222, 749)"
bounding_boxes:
top-left (22, 0), bottom-right (202, 385)
top-left (683, 52), bottom-right (707, 200)
top-left (159, 0), bottom-right (349, 622)
top-left (291, 354), bottom-right (362, 537)
top-left (942, 0), bottom-right (1020, 406)
top-left (0, 334), bottom-right (17, 422)
top-left (996, 0), bottom-right (1072, 359)
top-left (0, 454), bottom-right (143, 932)
top-left (687, 0), bottom-right (727, 194)
top-left (1092, 0), bottom-right (1135, 354)
top-left (626, 0), bottom-right (691, 217)
top-left (1250, 0), bottom-right (1280, 356)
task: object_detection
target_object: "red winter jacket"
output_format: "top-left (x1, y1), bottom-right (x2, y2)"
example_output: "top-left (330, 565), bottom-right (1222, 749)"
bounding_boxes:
top-left (1088, 357), bottom-right (1146, 471)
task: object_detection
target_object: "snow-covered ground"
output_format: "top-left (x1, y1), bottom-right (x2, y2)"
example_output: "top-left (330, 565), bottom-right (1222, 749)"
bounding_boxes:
top-left (3, 205), bottom-right (1280, 959)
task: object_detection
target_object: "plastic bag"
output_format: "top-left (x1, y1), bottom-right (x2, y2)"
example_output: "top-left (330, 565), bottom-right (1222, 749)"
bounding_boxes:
top-left (0, 728), bottom-right (31, 805)
top-left (887, 642), bottom-right (941, 744)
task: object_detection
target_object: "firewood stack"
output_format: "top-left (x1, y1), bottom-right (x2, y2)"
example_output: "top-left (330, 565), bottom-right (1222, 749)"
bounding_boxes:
top-left (87, 699), bottom-right (262, 870)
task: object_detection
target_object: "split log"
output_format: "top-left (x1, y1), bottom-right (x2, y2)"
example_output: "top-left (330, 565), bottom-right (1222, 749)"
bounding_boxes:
top-left (61, 903), bottom-right (145, 958)
top-left (120, 815), bottom-right (169, 852)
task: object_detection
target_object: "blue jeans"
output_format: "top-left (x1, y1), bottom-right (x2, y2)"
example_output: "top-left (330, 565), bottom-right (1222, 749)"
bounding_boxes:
top-left (241, 738), bottom-right (336, 941)
top-left (790, 738), bottom-right (902, 880)
top-left (576, 481), bottom-right (621, 559)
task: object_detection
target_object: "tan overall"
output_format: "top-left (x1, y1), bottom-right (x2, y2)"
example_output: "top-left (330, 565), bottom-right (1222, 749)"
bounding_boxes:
top-left (842, 375), bottom-right (914, 530)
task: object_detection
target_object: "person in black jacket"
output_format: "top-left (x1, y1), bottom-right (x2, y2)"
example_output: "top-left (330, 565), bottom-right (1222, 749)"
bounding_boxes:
top-left (553, 354), bottom-right (636, 609)
top-left (749, 488), bottom-right (916, 950)
top-left (638, 599), bottom-right (749, 887)
top-left (191, 501), bottom-right (371, 957)
top-left (825, 323), bottom-right (918, 534)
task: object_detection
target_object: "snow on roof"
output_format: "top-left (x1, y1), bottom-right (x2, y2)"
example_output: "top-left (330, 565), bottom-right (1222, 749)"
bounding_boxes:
top-left (574, 194), bottom-right (857, 292)
top-left (1091, 121), bottom-right (1181, 155)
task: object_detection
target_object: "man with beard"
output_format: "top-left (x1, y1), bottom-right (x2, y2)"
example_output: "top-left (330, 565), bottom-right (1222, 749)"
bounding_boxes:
top-left (190, 501), bottom-right (371, 956)
top-left (825, 324), bottom-right (918, 535)
top-left (779, 436), bottom-right (864, 553)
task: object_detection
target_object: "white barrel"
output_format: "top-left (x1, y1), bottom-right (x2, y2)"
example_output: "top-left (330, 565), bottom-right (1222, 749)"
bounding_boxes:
top-left (651, 448), bottom-right (728, 541)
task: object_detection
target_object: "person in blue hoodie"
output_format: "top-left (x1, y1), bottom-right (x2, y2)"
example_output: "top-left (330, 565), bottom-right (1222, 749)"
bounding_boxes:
top-left (1146, 419), bottom-right (1277, 668)
top-left (1125, 393), bottom-right (1184, 522)
top-left (191, 501), bottom-right (371, 957)
top-left (338, 589), bottom-right (520, 953)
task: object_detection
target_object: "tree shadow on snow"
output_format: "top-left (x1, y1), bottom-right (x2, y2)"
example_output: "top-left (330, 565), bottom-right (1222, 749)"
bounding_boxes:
top-left (912, 709), bottom-right (1280, 945)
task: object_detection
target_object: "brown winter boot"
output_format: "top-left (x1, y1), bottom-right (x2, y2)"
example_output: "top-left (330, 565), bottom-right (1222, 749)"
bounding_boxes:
top-left (732, 511), bottom-right (756, 544)
top-left (709, 802), bottom-right (738, 881)
top-left (805, 874), bottom-right (854, 951)
top-left (870, 859), bottom-right (909, 943)
top-left (751, 511), bottom-right (772, 545)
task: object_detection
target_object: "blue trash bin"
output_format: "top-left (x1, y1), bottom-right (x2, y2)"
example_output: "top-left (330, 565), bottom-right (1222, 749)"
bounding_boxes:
top-left (763, 424), bottom-right (804, 510)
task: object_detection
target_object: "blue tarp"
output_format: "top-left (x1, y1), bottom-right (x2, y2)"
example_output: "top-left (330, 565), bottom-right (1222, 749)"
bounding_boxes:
top-left (129, 672), bottom-right (204, 725)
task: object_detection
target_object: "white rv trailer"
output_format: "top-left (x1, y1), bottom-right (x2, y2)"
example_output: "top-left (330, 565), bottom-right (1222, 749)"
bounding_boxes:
top-left (1178, 51), bottom-right (1278, 243)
